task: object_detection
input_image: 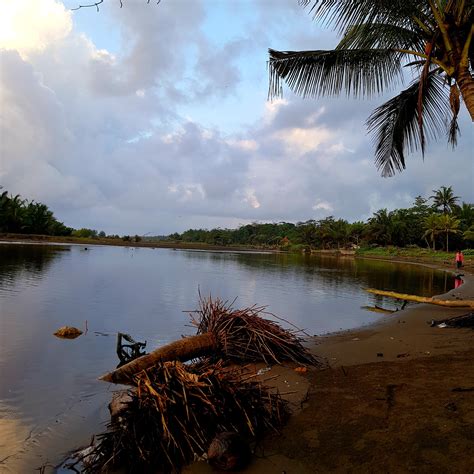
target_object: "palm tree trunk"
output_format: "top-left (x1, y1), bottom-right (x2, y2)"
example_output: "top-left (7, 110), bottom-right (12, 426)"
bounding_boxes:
top-left (446, 232), bottom-right (449, 253)
top-left (100, 333), bottom-right (217, 384)
top-left (457, 66), bottom-right (474, 121)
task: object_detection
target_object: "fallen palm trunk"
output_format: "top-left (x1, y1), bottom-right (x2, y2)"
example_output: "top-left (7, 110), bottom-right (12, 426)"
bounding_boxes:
top-left (100, 296), bottom-right (318, 385)
top-left (86, 361), bottom-right (289, 473)
top-left (101, 333), bottom-right (217, 383)
top-left (365, 288), bottom-right (474, 309)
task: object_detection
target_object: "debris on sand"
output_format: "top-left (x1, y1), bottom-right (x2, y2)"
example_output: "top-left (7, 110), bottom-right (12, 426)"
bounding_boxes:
top-left (431, 312), bottom-right (474, 329)
top-left (85, 360), bottom-right (288, 473)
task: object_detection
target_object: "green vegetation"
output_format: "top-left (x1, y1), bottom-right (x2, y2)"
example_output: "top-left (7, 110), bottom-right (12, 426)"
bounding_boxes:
top-left (269, 1), bottom-right (474, 176)
top-left (0, 187), bottom-right (112, 240)
top-left (2, 186), bottom-right (473, 257)
top-left (0, 188), bottom-right (72, 236)
top-left (167, 186), bottom-right (473, 253)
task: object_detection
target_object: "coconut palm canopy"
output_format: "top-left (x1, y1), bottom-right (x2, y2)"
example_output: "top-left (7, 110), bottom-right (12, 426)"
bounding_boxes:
top-left (268, 0), bottom-right (474, 177)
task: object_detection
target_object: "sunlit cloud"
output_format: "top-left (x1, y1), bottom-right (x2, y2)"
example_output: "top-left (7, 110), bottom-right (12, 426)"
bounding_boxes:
top-left (0, 0), bottom-right (72, 58)
top-left (274, 127), bottom-right (334, 156)
top-left (312, 200), bottom-right (334, 212)
top-left (242, 188), bottom-right (261, 209)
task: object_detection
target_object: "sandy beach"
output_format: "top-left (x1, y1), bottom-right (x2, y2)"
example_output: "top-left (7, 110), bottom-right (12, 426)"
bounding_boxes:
top-left (187, 265), bottom-right (474, 473)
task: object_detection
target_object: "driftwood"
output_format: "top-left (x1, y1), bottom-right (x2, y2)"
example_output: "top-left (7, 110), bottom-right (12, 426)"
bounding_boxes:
top-left (365, 288), bottom-right (474, 309)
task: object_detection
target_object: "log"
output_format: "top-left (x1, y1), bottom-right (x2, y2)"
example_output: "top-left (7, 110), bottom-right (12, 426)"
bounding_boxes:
top-left (365, 288), bottom-right (474, 309)
top-left (100, 332), bottom-right (217, 384)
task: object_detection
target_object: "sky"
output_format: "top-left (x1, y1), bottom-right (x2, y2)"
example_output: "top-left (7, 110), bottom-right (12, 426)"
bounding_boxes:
top-left (0, 0), bottom-right (472, 235)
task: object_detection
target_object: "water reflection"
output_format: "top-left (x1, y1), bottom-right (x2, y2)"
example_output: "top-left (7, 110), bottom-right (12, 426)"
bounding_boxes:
top-left (0, 245), bottom-right (452, 471)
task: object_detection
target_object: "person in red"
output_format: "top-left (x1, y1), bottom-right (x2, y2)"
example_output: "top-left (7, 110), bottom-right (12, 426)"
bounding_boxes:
top-left (455, 250), bottom-right (464, 269)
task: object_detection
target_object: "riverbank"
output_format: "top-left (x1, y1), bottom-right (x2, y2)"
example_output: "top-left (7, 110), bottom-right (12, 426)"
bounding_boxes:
top-left (2, 235), bottom-right (473, 269)
top-left (187, 268), bottom-right (474, 473)
top-left (0, 234), bottom-right (275, 253)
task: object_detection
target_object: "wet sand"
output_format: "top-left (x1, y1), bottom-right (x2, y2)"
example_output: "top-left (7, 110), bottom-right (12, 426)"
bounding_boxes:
top-left (187, 267), bottom-right (474, 473)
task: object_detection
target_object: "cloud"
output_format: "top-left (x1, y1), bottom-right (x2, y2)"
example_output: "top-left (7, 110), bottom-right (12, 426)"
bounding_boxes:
top-left (274, 126), bottom-right (333, 156)
top-left (312, 200), bottom-right (334, 212)
top-left (0, 0), bottom-right (72, 58)
top-left (0, 0), bottom-right (472, 236)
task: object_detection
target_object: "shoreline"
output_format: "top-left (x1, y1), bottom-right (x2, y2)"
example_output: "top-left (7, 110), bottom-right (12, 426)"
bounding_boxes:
top-left (259, 268), bottom-right (474, 472)
top-left (188, 265), bottom-right (474, 473)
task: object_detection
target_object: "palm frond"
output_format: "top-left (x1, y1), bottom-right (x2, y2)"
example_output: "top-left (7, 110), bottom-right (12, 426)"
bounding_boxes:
top-left (299, 0), bottom-right (430, 34)
top-left (268, 48), bottom-right (403, 100)
top-left (366, 71), bottom-right (450, 177)
top-left (445, 0), bottom-right (474, 25)
top-left (337, 23), bottom-right (426, 51)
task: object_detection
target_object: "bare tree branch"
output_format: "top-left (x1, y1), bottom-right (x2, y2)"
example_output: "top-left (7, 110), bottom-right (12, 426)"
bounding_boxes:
top-left (71, 0), bottom-right (161, 11)
top-left (71, 0), bottom-right (104, 11)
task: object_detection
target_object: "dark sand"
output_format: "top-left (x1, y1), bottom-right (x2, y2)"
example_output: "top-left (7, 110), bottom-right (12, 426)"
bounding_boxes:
top-left (187, 268), bottom-right (474, 473)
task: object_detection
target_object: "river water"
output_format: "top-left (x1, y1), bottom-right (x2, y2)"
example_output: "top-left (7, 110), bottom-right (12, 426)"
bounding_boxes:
top-left (0, 243), bottom-right (453, 472)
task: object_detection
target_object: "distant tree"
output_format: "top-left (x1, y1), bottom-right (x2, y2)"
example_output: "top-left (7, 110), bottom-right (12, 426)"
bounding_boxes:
top-left (73, 228), bottom-right (98, 239)
top-left (456, 202), bottom-right (474, 230)
top-left (437, 214), bottom-right (460, 252)
top-left (23, 202), bottom-right (55, 234)
top-left (297, 220), bottom-right (318, 248)
top-left (99, 230), bottom-right (106, 238)
top-left (423, 214), bottom-right (441, 250)
top-left (347, 221), bottom-right (365, 246)
top-left (464, 225), bottom-right (474, 245)
top-left (430, 186), bottom-right (459, 214)
top-left (368, 209), bottom-right (394, 246)
top-left (0, 192), bottom-right (25, 233)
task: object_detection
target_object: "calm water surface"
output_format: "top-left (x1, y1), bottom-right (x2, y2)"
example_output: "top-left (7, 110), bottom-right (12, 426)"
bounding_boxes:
top-left (0, 243), bottom-right (454, 472)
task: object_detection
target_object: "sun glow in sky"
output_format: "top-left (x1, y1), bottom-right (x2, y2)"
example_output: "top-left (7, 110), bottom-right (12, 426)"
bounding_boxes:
top-left (0, 0), bottom-right (472, 234)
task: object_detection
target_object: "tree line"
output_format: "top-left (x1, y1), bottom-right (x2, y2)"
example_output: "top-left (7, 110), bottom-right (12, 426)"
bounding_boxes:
top-left (0, 188), bottom-right (109, 239)
top-left (0, 188), bottom-right (73, 236)
top-left (2, 186), bottom-right (472, 251)
top-left (168, 186), bottom-right (474, 252)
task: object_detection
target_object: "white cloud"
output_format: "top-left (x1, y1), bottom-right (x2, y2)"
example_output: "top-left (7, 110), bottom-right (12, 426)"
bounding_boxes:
top-left (263, 98), bottom-right (288, 124)
top-left (0, 0), bottom-right (72, 58)
top-left (227, 139), bottom-right (259, 151)
top-left (242, 188), bottom-right (261, 209)
top-left (274, 126), bottom-right (333, 156)
top-left (312, 200), bottom-right (334, 212)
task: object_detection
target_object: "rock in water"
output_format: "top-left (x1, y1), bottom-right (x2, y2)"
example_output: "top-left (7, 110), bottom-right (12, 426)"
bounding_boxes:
top-left (53, 326), bottom-right (83, 339)
top-left (207, 432), bottom-right (251, 471)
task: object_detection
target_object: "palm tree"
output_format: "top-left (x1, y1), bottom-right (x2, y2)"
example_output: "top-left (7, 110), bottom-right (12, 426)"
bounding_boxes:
top-left (268, 1), bottom-right (474, 176)
top-left (430, 185), bottom-right (459, 214)
top-left (436, 213), bottom-right (460, 251)
top-left (464, 224), bottom-right (474, 244)
top-left (423, 214), bottom-right (441, 250)
top-left (456, 201), bottom-right (474, 228)
top-left (368, 208), bottom-right (394, 245)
